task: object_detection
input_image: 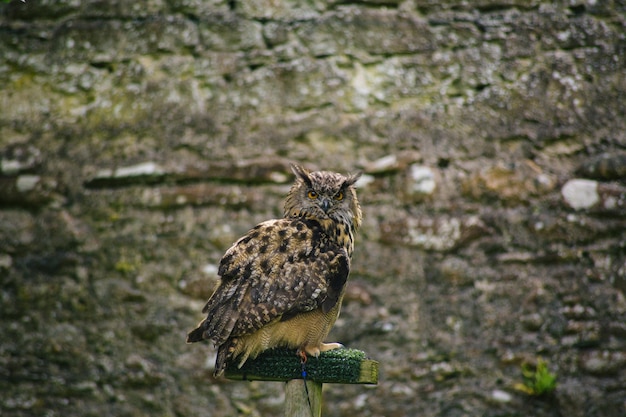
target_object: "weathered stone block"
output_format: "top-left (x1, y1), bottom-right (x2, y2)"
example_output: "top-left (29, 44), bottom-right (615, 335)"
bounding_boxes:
top-left (461, 161), bottom-right (556, 204)
top-left (380, 214), bottom-right (488, 251)
top-left (197, 13), bottom-right (264, 52)
top-left (297, 7), bottom-right (434, 57)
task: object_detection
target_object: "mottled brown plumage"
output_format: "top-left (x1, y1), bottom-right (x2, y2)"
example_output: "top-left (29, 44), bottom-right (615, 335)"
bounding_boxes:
top-left (186, 164), bottom-right (362, 376)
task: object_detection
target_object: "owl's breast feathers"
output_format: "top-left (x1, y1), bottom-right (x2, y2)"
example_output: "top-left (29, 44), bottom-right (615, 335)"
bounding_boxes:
top-left (186, 218), bottom-right (352, 372)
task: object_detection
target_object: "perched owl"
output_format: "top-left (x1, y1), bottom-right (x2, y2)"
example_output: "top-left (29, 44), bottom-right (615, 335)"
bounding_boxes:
top-left (187, 164), bottom-right (362, 376)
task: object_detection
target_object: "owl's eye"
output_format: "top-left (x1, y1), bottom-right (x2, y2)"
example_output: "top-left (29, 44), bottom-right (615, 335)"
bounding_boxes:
top-left (334, 191), bottom-right (344, 201)
top-left (307, 190), bottom-right (318, 199)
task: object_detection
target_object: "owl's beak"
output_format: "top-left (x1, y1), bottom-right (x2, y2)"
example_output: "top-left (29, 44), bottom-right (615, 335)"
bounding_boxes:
top-left (320, 198), bottom-right (331, 213)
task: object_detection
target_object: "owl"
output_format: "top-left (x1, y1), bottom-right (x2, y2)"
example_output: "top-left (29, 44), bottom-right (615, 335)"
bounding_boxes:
top-left (187, 164), bottom-right (362, 376)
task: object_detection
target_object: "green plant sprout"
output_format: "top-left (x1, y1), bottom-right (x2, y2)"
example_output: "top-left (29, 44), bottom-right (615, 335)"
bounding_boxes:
top-left (514, 357), bottom-right (557, 396)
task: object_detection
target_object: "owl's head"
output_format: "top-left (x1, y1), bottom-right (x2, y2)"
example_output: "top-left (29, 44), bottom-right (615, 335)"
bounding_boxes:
top-left (284, 164), bottom-right (362, 230)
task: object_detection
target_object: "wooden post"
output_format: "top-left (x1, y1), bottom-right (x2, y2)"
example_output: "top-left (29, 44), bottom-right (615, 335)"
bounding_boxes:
top-left (225, 347), bottom-right (378, 416)
top-left (284, 379), bottom-right (322, 417)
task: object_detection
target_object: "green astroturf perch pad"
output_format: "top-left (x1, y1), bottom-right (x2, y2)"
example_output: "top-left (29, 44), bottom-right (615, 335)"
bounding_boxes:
top-left (225, 348), bottom-right (378, 416)
top-left (224, 347), bottom-right (379, 384)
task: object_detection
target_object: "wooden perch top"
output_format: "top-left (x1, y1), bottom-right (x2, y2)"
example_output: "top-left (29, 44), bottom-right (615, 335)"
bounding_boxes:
top-left (225, 347), bottom-right (379, 384)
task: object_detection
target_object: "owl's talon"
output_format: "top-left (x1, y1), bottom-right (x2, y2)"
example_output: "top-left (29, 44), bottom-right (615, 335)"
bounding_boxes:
top-left (319, 342), bottom-right (344, 352)
top-left (300, 342), bottom-right (343, 360)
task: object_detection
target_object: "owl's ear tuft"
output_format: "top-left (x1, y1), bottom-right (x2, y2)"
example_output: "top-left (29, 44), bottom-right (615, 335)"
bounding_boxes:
top-left (344, 171), bottom-right (362, 187)
top-left (290, 164), bottom-right (313, 186)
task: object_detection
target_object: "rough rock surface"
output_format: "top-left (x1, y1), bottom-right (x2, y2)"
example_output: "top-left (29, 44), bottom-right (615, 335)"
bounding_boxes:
top-left (1, 1), bottom-right (625, 416)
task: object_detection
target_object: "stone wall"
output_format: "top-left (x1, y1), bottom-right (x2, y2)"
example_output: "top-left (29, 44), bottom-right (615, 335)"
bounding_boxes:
top-left (1, 1), bottom-right (625, 416)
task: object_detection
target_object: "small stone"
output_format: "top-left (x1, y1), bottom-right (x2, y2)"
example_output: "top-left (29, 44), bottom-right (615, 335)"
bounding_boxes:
top-left (430, 361), bottom-right (462, 381)
top-left (491, 389), bottom-right (512, 403)
top-left (16, 175), bottom-right (41, 193)
top-left (408, 164), bottom-right (436, 195)
top-left (561, 179), bottom-right (626, 213)
top-left (365, 154), bottom-right (398, 173)
top-left (364, 150), bottom-right (422, 174)
top-left (562, 179), bottom-right (599, 210)
top-left (355, 174), bottom-right (375, 188)
top-left (94, 162), bottom-right (165, 181)
top-left (0, 144), bottom-right (42, 175)
top-left (202, 264), bottom-right (219, 276)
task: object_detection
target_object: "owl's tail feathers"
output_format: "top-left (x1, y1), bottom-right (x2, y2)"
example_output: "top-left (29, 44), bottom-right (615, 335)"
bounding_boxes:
top-left (214, 339), bottom-right (239, 377)
top-left (186, 325), bottom-right (207, 343)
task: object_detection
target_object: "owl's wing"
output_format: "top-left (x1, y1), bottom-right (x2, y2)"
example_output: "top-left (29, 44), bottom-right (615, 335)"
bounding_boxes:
top-left (190, 218), bottom-right (349, 345)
